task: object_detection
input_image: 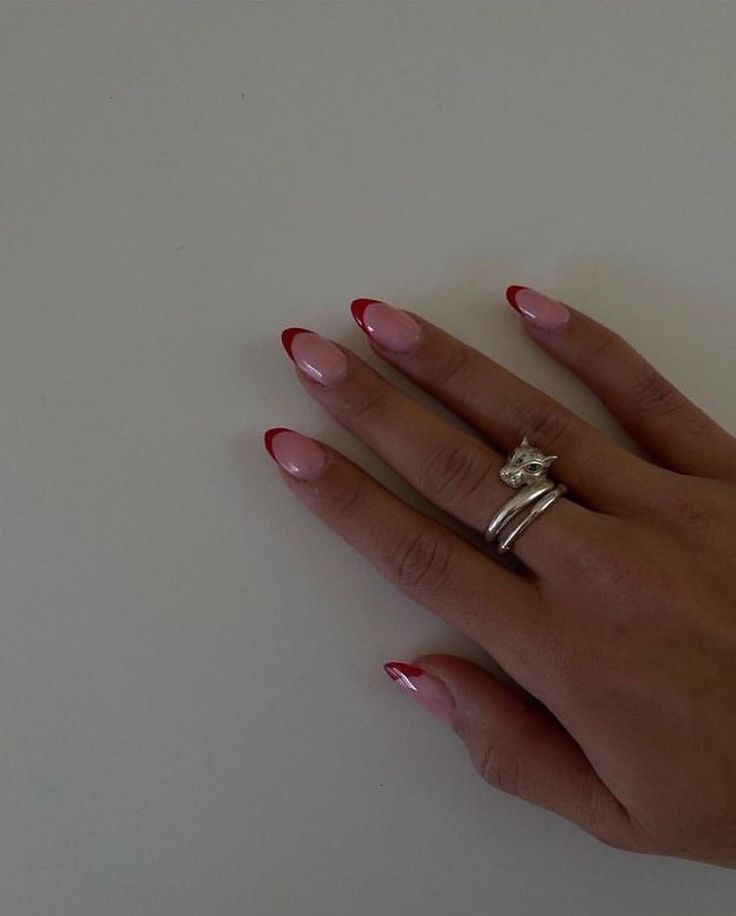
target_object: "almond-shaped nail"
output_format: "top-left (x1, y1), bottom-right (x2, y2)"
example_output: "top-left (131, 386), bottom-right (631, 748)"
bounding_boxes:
top-left (383, 661), bottom-right (455, 722)
top-left (506, 286), bottom-right (570, 330)
top-left (351, 299), bottom-right (422, 354)
top-left (281, 328), bottom-right (348, 385)
top-left (264, 427), bottom-right (327, 480)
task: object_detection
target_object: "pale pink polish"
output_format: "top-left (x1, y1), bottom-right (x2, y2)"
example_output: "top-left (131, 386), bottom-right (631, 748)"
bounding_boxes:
top-left (383, 661), bottom-right (455, 722)
top-left (351, 299), bottom-right (422, 353)
top-left (265, 428), bottom-right (327, 480)
top-left (285, 330), bottom-right (348, 385)
top-left (506, 285), bottom-right (570, 330)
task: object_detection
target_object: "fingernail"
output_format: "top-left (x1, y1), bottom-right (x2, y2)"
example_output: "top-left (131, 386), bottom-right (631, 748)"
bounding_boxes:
top-left (281, 328), bottom-right (348, 385)
top-left (506, 286), bottom-right (570, 330)
top-left (351, 299), bottom-right (422, 354)
top-left (383, 661), bottom-right (455, 722)
top-left (263, 427), bottom-right (327, 480)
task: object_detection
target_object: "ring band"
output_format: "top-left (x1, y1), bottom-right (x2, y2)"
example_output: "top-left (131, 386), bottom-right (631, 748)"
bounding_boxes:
top-left (496, 484), bottom-right (567, 554)
top-left (484, 478), bottom-right (554, 542)
top-left (484, 436), bottom-right (566, 555)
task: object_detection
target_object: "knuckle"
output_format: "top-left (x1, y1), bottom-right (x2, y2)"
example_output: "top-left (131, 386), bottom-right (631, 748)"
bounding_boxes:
top-left (579, 326), bottom-right (624, 369)
top-left (506, 400), bottom-right (577, 453)
top-left (560, 523), bottom-right (643, 591)
top-left (344, 376), bottom-right (389, 423)
top-left (476, 736), bottom-right (521, 797)
top-left (588, 803), bottom-right (643, 853)
top-left (431, 342), bottom-right (477, 390)
top-left (417, 436), bottom-right (496, 506)
top-left (325, 478), bottom-right (366, 525)
top-left (592, 825), bottom-right (636, 853)
top-left (579, 771), bottom-right (622, 848)
top-left (628, 371), bottom-right (684, 421)
top-left (660, 481), bottom-right (710, 525)
top-left (387, 529), bottom-right (454, 598)
top-left (654, 476), bottom-right (727, 539)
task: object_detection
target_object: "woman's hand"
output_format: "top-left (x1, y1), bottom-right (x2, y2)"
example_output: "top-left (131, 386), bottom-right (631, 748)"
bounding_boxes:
top-left (263, 286), bottom-right (736, 868)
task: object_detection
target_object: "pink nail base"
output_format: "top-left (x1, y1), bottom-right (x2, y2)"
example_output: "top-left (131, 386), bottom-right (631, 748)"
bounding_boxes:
top-left (506, 285), bottom-right (570, 330)
top-left (383, 661), bottom-right (455, 722)
top-left (282, 329), bottom-right (349, 386)
top-left (265, 429), bottom-right (327, 480)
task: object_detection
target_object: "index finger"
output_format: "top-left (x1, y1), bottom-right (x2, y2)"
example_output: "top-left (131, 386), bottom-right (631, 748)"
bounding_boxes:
top-left (264, 428), bottom-right (545, 680)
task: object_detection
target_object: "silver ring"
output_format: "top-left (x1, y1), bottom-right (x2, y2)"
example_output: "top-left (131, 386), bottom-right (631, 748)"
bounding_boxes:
top-left (484, 478), bottom-right (554, 541)
top-left (484, 436), bottom-right (566, 554)
top-left (496, 484), bottom-right (567, 554)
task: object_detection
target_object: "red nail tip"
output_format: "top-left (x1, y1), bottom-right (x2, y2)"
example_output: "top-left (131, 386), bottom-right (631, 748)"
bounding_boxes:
top-left (350, 299), bottom-right (379, 332)
top-left (383, 661), bottom-right (425, 680)
top-left (280, 327), bottom-right (312, 359)
top-left (505, 285), bottom-right (527, 310)
top-left (263, 426), bottom-right (291, 459)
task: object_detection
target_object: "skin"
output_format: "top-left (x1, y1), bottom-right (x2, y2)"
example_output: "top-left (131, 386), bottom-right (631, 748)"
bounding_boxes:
top-left (268, 297), bottom-right (736, 867)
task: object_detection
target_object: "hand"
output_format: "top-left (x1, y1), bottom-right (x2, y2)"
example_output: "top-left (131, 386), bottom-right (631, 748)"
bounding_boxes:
top-left (264, 286), bottom-right (736, 868)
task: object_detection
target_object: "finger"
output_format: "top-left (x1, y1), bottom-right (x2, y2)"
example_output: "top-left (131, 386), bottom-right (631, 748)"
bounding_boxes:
top-left (385, 654), bottom-right (637, 851)
top-left (264, 429), bottom-right (542, 673)
top-left (349, 300), bottom-right (655, 512)
top-left (506, 286), bottom-right (736, 479)
top-left (280, 328), bottom-right (589, 572)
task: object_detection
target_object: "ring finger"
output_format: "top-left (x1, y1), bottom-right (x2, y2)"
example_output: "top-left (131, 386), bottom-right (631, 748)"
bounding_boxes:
top-left (281, 327), bottom-right (593, 573)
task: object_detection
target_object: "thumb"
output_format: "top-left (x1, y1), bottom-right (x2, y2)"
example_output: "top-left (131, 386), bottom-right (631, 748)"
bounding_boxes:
top-left (384, 654), bottom-right (636, 850)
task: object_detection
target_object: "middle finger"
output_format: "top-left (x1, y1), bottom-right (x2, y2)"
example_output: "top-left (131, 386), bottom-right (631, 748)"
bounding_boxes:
top-left (351, 301), bottom-right (653, 511)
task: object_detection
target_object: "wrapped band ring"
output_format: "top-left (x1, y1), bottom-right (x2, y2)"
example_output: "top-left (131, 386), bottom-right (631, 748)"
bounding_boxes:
top-left (484, 437), bottom-right (567, 555)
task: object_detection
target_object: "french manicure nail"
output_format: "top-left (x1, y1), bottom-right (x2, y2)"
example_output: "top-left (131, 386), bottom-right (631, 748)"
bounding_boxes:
top-left (281, 328), bottom-right (348, 385)
top-left (383, 661), bottom-right (455, 722)
top-left (506, 286), bottom-right (570, 330)
top-left (351, 299), bottom-right (422, 354)
top-left (263, 427), bottom-right (327, 480)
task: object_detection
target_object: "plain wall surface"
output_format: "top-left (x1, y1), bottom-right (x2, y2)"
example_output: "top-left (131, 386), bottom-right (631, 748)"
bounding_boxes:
top-left (1, 3), bottom-right (735, 914)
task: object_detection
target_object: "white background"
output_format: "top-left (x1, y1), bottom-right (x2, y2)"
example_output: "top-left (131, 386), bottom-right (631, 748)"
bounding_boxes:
top-left (1, 3), bottom-right (735, 914)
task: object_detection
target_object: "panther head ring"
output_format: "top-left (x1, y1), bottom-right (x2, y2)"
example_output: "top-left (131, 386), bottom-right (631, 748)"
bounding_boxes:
top-left (485, 437), bottom-right (567, 554)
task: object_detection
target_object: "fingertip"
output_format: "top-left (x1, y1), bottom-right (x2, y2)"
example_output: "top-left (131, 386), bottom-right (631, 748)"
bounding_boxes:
top-left (280, 327), bottom-right (312, 359)
top-left (505, 285), bottom-right (527, 310)
top-left (263, 428), bottom-right (327, 480)
top-left (382, 659), bottom-right (455, 722)
top-left (383, 661), bottom-right (424, 681)
top-left (504, 286), bottom-right (570, 330)
top-left (263, 426), bottom-right (291, 459)
top-left (350, 298), bottom-right (379, 331)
